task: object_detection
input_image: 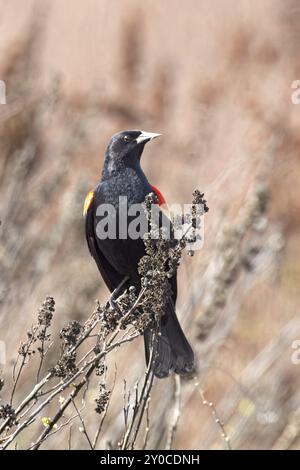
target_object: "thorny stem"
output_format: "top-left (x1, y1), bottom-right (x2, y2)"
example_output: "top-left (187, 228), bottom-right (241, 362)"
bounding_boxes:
top-left (26, 410), bottom-right (79, 450)
top-left (121, 320), bottom-right (159, 450)
top-left (130, 369), bottom-right (155, 450)
top-left (68, 426), bottom-right (72, 450)
top-left (195, 380), bottom-right (232, 450)
top-left (10, 329), bottom-right (36, 406)
top-left (165, 375), bottom-right (181, 450)
top-left (142, 397), bottom-right (151, 450)
top-left (71, 399), bottom-right (93, 450)
top-left (30, 367), bottom-right (95, 450)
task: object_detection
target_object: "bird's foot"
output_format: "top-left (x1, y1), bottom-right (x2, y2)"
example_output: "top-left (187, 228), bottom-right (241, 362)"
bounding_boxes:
top-left (107, 276), bottom-right (129, 310)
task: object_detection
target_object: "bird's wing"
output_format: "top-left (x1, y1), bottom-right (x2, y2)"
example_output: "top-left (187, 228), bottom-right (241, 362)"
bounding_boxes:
top-left (84, 188), bottom-right (178, 300)
top-left (84, 192), bottom-right (125, 292)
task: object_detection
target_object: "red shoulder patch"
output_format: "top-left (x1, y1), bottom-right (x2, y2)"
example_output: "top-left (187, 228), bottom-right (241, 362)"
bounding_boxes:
top-left (83, 190), bottom-right (94, 216)
top-left (150, 184), bottom-right (166, 207)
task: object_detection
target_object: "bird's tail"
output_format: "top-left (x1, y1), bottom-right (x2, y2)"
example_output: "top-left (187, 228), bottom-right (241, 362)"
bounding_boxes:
top-left (144, 300), bottom-right (195, 379)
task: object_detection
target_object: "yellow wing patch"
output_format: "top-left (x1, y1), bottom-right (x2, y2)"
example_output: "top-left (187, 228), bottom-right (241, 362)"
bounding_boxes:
top-left (83, 190), bottom-right (94, 216)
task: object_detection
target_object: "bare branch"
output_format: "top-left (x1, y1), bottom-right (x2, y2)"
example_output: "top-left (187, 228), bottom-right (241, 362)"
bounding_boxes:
top-left (165, 375), bottom-right (181, 450)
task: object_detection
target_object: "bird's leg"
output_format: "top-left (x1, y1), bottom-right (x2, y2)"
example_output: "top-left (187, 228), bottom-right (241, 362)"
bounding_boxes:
top-left (108, 276), bottom-right (129, 310)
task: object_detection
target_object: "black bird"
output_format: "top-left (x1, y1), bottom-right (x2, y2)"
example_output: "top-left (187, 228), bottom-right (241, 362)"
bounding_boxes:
top-left (84, 130), bottom-right (194, 378)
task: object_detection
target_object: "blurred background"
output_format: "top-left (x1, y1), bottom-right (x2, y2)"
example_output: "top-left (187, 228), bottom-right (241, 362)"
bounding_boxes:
top-left (1, 0), bottom-right (300, 450)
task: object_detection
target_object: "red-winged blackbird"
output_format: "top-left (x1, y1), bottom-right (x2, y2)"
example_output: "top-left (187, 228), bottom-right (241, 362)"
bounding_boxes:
top-left (84, 130), bottom-right (194, 378)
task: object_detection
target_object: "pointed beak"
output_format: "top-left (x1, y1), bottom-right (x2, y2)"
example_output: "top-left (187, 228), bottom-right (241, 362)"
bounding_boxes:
top-left (135, 131), bottom-right (162, 145)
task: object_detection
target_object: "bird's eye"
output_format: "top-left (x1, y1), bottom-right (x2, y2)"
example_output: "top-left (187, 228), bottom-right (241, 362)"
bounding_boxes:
top-left (123, 135), bottom-right (131, 142)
